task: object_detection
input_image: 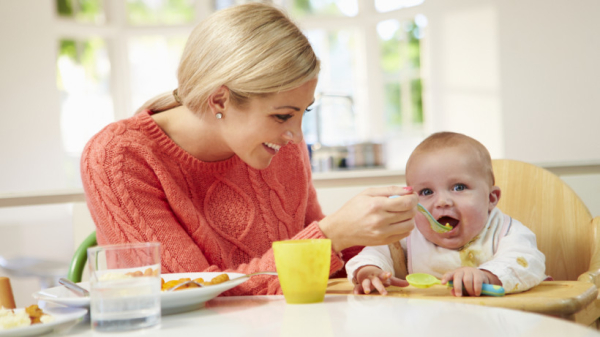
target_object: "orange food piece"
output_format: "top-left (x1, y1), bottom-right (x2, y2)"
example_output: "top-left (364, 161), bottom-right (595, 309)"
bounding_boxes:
top-left (25, 304), bottom-right (44, 324)
top-left (160, 274), bottom-right (228, 291)
top-left (208, 274), bottom-right (229, 285)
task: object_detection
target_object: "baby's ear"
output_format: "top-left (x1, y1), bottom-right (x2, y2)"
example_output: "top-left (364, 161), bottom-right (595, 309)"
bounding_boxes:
top-left (488, 186), bottom-right (501, 212)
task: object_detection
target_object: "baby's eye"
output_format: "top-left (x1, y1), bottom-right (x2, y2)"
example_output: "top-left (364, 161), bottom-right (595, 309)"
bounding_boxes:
top-left (453, 184), bottom-right (466, 192)
top-left (274, 114), bottom-right (293, 122)
top-left (419, 188), bottom-right (433, 196)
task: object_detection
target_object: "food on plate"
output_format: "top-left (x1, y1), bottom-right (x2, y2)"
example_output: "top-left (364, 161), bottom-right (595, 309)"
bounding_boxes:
top-left (125, 268), bottom-right (159, 278)
top-left (96, 268), bottom-right (230, 292)
top-left (99, 268), bottom-right (160, 281)
top-left (0, 305), bottom-right (54, 330)
top-left (161, 274), bottom-right (230, 291)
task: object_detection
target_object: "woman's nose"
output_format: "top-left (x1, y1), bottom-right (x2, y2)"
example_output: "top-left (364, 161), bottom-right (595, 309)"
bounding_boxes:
top-left (283, 127), bottom-right (303, 144)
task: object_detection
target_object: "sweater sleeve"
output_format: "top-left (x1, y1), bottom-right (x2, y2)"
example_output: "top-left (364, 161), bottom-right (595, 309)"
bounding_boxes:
top-left (478, 221), bottom-right (547, 294)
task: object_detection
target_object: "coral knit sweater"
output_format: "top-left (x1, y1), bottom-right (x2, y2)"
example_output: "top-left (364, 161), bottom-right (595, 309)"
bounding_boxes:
top-left (80, 111), bottom-right (346, 295)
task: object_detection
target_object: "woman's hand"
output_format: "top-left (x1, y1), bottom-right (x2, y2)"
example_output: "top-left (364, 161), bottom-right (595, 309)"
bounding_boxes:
top-left (319, 186), bottom-right (418, 252)
top-left (441, 267), bottom-right (501, 297)
top-left (353, 265), bottom-right (409, 295)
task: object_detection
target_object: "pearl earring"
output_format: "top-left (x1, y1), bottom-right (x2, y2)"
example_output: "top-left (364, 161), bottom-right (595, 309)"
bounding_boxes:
top-left (216, 113), bottom-right (223, 119)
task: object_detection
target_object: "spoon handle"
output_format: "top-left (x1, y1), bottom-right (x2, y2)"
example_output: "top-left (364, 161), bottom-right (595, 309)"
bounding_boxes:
top-left (447, 281), bottom-right (505, 296)
top-left (59, 277), bottom-right (90, 297)
top-left (230, 271), bottom-right (278, 281)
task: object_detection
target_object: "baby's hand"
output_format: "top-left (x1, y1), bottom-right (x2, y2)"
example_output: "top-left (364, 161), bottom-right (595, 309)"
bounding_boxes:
top-left (441, 267), bottom-right (501, 297)
top-left (353, 265), bottom-right (408, 295)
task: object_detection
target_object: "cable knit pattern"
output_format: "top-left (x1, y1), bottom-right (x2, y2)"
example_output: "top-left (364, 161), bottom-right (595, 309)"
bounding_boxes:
top-left (81, 111), bottom-right (345, 295)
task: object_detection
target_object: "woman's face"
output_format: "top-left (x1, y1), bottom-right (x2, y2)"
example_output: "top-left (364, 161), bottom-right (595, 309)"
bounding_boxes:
top-left (406, 146), bottom-right (500, 250)
top-left (221, 78), bottom-right (317, 170)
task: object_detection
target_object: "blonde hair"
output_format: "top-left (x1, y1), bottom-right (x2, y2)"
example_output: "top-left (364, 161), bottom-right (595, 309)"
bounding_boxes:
top-left (136, 3), bottom-right (320, 115)
top-left (407, 132), bottom-right (495, 186)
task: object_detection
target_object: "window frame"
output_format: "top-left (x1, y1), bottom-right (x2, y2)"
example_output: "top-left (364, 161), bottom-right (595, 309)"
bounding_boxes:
top-left (53, 0), bottom-right (428, 163)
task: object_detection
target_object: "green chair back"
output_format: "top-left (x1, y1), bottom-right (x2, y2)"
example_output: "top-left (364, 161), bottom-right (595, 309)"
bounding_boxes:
top-left (67, 231), bottom-right (97, 283)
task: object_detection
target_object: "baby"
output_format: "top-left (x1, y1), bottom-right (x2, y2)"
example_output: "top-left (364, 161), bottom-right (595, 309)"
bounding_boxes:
top-left (346, 132), bottom-right (546, 296)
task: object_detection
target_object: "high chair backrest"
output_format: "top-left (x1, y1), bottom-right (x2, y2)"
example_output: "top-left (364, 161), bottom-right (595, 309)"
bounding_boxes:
top-left (67, 231), bottom-right (97, 283)
top-left (492, 159), bottom-right (600, 282)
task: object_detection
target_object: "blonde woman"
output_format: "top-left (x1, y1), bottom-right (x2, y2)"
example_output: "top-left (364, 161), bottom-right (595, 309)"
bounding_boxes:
top-left (81, 3), bottom-right (417, 295)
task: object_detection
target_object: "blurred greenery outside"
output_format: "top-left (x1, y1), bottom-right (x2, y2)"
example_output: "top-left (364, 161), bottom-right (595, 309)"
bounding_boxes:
top-left (56, 0), bottom-right (194, 25)
top-left (57, 39), bottom-right (106, 90)
top-left (291, 0), bottom-right (343, 18)
top-left (56, 0), bottom-right (105, 23)
top-left (126, 0), bottom-right (195, 25)
top-left (380, 20), bottom-right (423, 129)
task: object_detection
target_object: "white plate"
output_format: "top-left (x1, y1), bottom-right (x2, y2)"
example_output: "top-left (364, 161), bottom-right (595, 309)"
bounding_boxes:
top-left (0, 307), bottom-right (87, 337)
top-left (32, 272), bottom-right (249, 315)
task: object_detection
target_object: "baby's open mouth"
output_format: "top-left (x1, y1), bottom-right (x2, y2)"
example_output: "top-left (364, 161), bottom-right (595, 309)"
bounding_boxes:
top-left (437, 216), bottom-right (459, 229)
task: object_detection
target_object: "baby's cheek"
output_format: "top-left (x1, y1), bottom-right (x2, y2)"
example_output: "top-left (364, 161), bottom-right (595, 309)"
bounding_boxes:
top-left (416, 221), bottom-right (443, 245)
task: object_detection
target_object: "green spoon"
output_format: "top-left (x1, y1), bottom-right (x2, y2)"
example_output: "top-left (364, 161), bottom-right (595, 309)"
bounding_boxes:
top-left (406, 273), bottom-right (505, 296)
top-left (389, 196), bottom-right (452, 233)
top-left (406, 273), bottom-right (441, 288)
top-left (417, 203), bottom-right (453, 233)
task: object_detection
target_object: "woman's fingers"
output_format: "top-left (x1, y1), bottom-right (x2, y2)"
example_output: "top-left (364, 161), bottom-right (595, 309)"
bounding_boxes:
top-left (319, 186), bottom-right (418, 250)
top-left (386, 193), bottom-right (418, 212)
top-left (363, 185), bottom-right (414, 198)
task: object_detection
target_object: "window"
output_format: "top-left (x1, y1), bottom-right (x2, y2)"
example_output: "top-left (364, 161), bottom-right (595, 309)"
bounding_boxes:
top-left (54, 0), bottom-right (426, 178)
top-left (126, 0), bottom-right (195, 25)
top-left (57, 38), bottom-right (113, 157)
top-left (378, 16), bottom-right (427, 132)
top-left (288, 0), bottom-right (358, 18)
top-left (56, 0), bottom-right (106, 23)
top-left (375, 0), bottom-right (424, 13)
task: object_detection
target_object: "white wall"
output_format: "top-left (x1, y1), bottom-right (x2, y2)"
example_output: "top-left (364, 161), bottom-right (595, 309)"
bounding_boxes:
top-left (0, 1), bottom-right (67, 192)
top-left (422, 0), bottom-right (600, 164)
top-left (423, 0), bottom-right (504, 158)
top-left (0, 0), bottom-right (75, 309)
top-left (497, 0), bottom-right (600, 164)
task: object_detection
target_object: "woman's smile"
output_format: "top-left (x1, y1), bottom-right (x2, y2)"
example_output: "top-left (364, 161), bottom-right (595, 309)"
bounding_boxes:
top-left (263, 142), bottom-right (282, 155)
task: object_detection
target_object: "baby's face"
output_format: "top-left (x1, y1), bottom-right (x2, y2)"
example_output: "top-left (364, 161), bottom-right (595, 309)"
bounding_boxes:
top-left (406, 147), bottom-right (500, 249)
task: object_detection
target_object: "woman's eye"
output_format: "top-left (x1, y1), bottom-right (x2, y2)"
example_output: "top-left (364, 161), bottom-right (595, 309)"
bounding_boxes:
top-left (304, 107), bottom-right (313, 114)
top-left (453, 184), bottom-right (466, 192)
top-left (274, 114), bottom-right (293, 122)
top-left (419, 189), bottom-right (433, 196)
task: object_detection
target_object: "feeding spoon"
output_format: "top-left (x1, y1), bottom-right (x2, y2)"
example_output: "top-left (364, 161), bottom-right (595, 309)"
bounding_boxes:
top-left (389, 195), bottom-right (452, 233)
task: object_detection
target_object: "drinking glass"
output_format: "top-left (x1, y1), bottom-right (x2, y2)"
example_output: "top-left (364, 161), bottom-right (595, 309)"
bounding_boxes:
top-left (272, 239), bottom-right (331, 304)
top-left (87, 242), bottom-right (161, 332)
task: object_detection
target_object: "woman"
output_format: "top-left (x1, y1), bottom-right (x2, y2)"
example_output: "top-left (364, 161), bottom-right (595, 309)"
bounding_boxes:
top-left (81, 3), bottom-right (417, 295)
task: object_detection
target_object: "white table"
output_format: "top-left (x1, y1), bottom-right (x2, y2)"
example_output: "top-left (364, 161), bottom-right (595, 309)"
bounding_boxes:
top-left (51, 295), bottom-right (600, 336)
top-left (38, 295), bottom-right (600, 337)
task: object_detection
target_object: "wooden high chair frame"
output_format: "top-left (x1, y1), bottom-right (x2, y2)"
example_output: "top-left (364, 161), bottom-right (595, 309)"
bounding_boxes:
top-left (492, 159), bottom-right (600, 326)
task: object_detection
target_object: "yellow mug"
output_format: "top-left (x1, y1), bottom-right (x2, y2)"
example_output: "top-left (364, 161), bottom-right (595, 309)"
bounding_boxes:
top-left (272, 239), bottom-right (331, 304)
